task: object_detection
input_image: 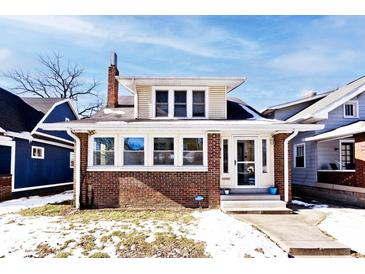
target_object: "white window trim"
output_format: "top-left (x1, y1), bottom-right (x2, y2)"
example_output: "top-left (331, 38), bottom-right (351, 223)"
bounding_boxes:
top-left (180, 135), bottom-right (207, 167)
top-left (88, 134), bottom-right (117, 167)
top-left (88, 133), bottom-right (208, 170)
top-left (152, 86), bottom-right (208, 119)
top-left (70, 152), bottom-right (75, 168)
top-left (122, 135), bottom-right (146, 166)
top-left (293, 143), bottom-right (306, 168)
top-left (343, 100), bottom-right (359, 118)
top-left (31, 146), bottom-right (44, 159)
top-left (339, 139), bottom-right (355, 170)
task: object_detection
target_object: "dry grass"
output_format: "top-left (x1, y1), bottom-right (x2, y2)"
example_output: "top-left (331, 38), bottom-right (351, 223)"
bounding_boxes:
top-left (18, 204), bottom-right (194, 223)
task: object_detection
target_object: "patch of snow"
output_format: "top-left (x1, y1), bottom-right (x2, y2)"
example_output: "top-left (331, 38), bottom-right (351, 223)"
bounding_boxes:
top-left (191, 210), bottom-right (287, 258)
top-left (104, 108), bottom-right (125, 115)
top-left (291, 199), bottom-right (328, 209)
top-left (317, 207), bottom-right (365, 255)
top-left (0, 190), bottom-right (73, 214)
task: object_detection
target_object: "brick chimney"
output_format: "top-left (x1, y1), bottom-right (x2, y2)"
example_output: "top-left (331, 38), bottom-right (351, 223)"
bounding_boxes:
top-left (107, 52), bottom-right (119, 108)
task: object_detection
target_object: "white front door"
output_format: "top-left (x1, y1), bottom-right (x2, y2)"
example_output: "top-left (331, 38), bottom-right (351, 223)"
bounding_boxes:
top-left (234, 137), bottom-right (257, 187)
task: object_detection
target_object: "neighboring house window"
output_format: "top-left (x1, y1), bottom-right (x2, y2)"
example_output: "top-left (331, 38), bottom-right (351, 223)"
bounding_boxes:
top-left (192, 91), bottom-right (205, 117)
top-left (174, 91), bottom-right (187, 117)
top-left (154, 138), bottom-right (174, 165)
top-left (31, 146), bottom-right (44, 159)
top-left (294, 143), bottom-right (305, 168)
top-left (93, 137), bottom-right (115, 165)
top-left (123, 137), bottom-right (145, 165)
top-left (223, 139), bottom-right (229, 174)
top-left (262, 139), bottom-right (268, 173)
top-left (341, 141), bottom-right (355, 170)
top-left (155, 90), bottom-right (169, 117)
top-left (70, 152), bottom-right (75, 168)
top-left (183, 138), bottom-right (203, 165)
top-left (343, 101), bottom-right (358, 118)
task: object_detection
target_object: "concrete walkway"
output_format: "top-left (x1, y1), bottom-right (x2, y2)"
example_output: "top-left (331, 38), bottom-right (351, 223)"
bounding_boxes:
top-left (232, 211), bottom-right (351, 256)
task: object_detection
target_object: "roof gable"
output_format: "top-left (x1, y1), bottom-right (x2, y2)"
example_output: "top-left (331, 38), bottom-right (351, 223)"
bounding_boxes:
top-left (287, 76), bottom-right (365, 122)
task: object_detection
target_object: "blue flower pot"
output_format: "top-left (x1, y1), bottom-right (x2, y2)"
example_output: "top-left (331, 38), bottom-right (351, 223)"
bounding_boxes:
top-left (268, 187), bottom-right (278, 195)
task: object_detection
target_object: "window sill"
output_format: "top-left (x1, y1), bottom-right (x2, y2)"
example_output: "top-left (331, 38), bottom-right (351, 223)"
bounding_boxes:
top-left (87, 166), bottom-right (208, 172)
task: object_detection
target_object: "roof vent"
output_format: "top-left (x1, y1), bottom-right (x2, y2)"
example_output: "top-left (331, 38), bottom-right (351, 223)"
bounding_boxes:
top-left (302, 90), bottom-right (317, 98)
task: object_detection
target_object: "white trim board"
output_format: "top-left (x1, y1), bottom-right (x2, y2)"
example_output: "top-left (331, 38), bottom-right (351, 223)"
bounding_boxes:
top-left (4, 131), bottom-right (74, 150)
top-left (33, 131), bottom-right (74, 145)
top-left (12, 182), bottom-right (73, 192)
top-left (30, 99), bottom-right (80, 136)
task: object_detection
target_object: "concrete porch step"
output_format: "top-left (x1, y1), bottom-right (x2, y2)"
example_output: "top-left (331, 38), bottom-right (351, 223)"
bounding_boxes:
top-left (221, 200), bottom-right (291, 214)
top-left (221, 194), bottom-right (280, 201)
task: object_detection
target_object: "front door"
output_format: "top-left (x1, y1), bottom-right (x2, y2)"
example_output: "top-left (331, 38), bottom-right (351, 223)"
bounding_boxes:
top-left (235, 138), bottom-right (257, 187)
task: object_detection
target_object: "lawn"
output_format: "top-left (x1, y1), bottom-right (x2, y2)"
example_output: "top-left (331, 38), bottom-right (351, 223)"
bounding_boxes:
top-left (0, 192), bottom-right (287, 258)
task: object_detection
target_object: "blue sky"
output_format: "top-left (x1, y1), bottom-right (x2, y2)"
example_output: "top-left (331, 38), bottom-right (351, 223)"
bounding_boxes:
top-left (0, 16), bottom-right (364, 110)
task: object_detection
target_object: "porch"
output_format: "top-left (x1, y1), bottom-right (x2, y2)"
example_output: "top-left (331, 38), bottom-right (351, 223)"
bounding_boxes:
top-left (305, 122), bottom-right (365, 188)
top-left (218, 133), bottom-right (293, 213)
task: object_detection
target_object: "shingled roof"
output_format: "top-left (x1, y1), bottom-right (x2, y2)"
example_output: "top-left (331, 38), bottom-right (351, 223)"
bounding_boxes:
top-left (0, 88), bottom-right (45, 132)
top-left (0, 88), bottom-right (72, 133)
top-left (21, 97), bottom-right (64, 114)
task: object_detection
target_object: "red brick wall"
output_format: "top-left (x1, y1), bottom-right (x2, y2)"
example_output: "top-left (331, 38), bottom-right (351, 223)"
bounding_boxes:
top-left (273, 133), bottom-right (292, 201)
top-left (75, 132), bottom-right (89, 208)
top-left (0, 175), bottom-right (12, 202)
top-left (76, 133), bottom-right (221, 209)
top-left (354, 133), bottom-right (365, 188)
top-left (207, 133), bottom-right (221, 208)
top-left (317, 171), bottom-right (356, 186)
top-left (107, 65), bottom-right (119, 108)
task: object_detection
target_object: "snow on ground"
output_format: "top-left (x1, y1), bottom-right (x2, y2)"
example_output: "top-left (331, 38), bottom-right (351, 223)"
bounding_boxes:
top-left (317, 207), bottom-right (365, 255)
top-left (0, 190), bottom-right (73, 214)
top-left (0, 192), bottom-right (288, 258)
top-left (294, 199), bottom-right (365, 255)
top-left (191, 210), bottom-right (287, 258)
top-left (291, 199), bottom-right (328, 209)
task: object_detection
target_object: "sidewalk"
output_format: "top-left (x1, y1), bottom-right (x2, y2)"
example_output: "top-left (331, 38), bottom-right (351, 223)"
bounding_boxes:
top-left (232, 210), bottom-right (351, 256)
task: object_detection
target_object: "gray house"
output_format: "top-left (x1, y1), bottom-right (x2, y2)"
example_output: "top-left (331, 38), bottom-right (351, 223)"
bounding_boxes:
top-left (262, 76), bottom-right (365, 207)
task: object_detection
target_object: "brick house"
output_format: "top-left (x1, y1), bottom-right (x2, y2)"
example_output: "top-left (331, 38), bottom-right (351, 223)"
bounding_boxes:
top-left (43, 52), bottom-right (321, 211)
top-left (262, 76), bottom-right (365, 207)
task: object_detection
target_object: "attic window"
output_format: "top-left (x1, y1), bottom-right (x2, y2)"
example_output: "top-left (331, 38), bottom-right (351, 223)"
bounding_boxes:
top-left (31, 146), bottom-right (44, 159)
top-left (343, 101), bottom-right (358, 118)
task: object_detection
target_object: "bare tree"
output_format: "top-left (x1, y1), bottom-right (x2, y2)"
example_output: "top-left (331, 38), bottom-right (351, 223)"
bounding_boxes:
top-left (2, 52), bottom-right (102, 118)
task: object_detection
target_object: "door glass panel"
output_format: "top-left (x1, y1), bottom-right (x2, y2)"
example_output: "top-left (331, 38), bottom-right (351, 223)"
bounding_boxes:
top-left (237, 163), bottom-right (255, 186)
top-left (237, 139), bottom-right (255, 186)
top-left (237, 140), bottom-right (254, 162)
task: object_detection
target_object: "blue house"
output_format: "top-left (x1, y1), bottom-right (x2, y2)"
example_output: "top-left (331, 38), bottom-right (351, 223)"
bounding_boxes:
top-left (0, 87), bottom-right (78, 199)
top-left (262, 76), bottom-right (365, 207)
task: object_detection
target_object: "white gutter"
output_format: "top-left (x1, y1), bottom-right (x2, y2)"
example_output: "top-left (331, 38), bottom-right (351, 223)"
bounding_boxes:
top-left (284, 130), bottom-right (299, 202)
top-left (67, 129), bottom-right (81, 209)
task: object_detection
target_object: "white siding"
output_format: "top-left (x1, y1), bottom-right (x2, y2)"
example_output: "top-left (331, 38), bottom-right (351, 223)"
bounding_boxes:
top-left (136, 85), bottom-right (152, 119)
top-left (208, 86), bottom-right (226, 119)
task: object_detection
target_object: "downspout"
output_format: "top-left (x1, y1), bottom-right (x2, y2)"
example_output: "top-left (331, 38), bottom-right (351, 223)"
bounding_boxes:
top-left (67, 129), bottom-right (81, 209)
top-left (284, 130), bottom-right (298, 202)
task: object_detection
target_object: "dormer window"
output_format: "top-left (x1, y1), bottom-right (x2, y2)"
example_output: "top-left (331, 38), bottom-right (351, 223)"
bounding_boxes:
top-left (193, 91), bottom-right (205, 117)
top-left (343, 101), bottom-right (358, 118)
top-left (174, 90), bottom-right (187, 117)
top-left (155, 90), bottom-right (169, 117)
top-left (153, 87), bottom-right (207, 119)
